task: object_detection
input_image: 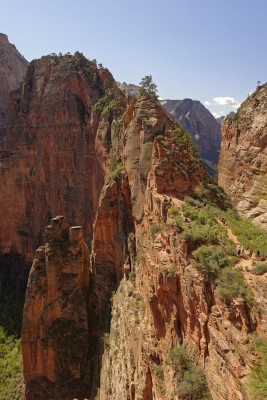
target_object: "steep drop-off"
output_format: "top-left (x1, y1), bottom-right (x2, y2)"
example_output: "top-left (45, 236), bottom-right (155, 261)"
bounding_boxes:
top-left (218, 83), bottom-right (267, 229)
top-left (0, 33), bottom-right (28, 136)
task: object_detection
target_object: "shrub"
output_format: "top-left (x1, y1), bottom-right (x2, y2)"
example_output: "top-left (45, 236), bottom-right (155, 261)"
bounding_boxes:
top-left (178, 365), bottom-right (212, 400)
top-left (167, 346), bottom-right (190, 370)
top-left (216, 267), bottom-right (253, 305)
top-left (192, 245), bottom-right (229, 278)
top-left (251, 263), bottom-right (267, 276)
top-left (167, 346), bottom-right (211, 400)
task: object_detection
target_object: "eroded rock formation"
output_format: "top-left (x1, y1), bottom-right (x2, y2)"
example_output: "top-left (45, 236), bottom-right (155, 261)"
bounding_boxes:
top-left (0, 33), bottom-right (28, 135)
top-left (22, 216), bottom-right (91, 399)
top-left (218, 83), bottom-right (267, 229)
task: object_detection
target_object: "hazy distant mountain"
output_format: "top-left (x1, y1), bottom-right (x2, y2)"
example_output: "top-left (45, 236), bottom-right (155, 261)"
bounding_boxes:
top-left (216, 111), bottom-right (236, 125)
top-left (160, 99), bottom-right (221, 172)
top-left (0, 33), bottom-right (28, 135)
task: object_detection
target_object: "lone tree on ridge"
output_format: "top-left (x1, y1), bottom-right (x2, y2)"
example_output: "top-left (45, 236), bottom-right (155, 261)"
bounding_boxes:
top-left (139, 75), bottom-right (158, 99)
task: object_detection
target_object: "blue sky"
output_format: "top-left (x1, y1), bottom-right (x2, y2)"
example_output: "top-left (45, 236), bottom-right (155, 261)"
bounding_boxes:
top-left (1, 0), bottom-right (266, 117)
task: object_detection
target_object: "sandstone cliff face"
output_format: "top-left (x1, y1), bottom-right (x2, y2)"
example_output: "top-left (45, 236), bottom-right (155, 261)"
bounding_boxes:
top-left (160, 99), bottom-right (222, 166)
top-left (218, 84), bottom-right (267, 229)
top-left (0, 53), bottom-right (125, 260)
top-left (0, 33), bottom-right (28, 136)
top-left (22, 216), bottom-right (91, 399)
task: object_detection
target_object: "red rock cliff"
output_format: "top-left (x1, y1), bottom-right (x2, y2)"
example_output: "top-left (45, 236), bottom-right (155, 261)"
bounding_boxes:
top-left (0, 53), bottom-right (125, 260)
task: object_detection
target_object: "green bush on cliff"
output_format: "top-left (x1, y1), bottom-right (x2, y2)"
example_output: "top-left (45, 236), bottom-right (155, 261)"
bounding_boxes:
top-left (167, 345), bottom-right (211, 400)
top-left (216, 267), bottom-right (253, 305)
top-left (0, 327), bottom-right (23, 400)
top-left (192, 245), bottom-right (230, 279)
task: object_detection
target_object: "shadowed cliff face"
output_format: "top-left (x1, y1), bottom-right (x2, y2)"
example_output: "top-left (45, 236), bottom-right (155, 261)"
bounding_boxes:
top-left (218, 84), bottom-right (267, 229)
top-left (0, 33), bottom-right (28, 136)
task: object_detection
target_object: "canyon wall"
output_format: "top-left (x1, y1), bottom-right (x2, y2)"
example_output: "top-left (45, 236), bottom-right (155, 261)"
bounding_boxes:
top-left (218, 83), bottom-right (267, 229)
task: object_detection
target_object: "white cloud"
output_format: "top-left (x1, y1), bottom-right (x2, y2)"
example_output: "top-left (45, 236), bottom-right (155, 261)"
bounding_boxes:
top-left (213, 96), bottom-right (240, 107)
top-left (212, 112), bottom-right (221, 119)
top-left (204, 101), bottom-right (211, 106)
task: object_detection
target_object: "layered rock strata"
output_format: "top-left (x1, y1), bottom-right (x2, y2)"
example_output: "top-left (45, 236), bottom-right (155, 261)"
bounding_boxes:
top-left (218, 84), bottom-right (267, 228)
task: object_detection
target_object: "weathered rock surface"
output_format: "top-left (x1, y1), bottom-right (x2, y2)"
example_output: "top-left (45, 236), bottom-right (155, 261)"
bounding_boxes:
top-left (160, 99), bottom-right (222, 166)
top-left (22, 216), bottom-right (91, 400)
top-left (218, 84), bottom-right (267, 229)
top-left (0, 33), bottom-right (28, 135)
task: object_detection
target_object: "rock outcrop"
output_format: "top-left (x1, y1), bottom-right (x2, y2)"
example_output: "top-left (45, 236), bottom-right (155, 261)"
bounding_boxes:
top-left (160, 99), bottom-right (222, 167)
top-left (22, 216), bottom-right (91, 399)
top-left (0, 33), bottom-right (28, 135)
top-left (218, 83), bottom-right (267, 229)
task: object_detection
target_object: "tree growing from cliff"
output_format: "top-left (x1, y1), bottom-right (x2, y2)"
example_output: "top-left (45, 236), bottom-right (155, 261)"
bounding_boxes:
top-left (139, 75), bottom-right (158, 99)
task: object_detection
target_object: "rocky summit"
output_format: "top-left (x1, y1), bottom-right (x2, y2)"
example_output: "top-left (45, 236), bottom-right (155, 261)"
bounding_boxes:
top-left (1, 49), bottom-right (267, 400)
top-left (0, 33), bottom-right (28, 136)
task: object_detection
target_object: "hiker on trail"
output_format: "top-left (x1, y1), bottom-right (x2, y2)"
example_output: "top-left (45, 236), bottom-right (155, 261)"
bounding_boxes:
top-left (162, 197), bottom-right (168, 223)
top-left (241, 244), bottom-right (244, 254)
top-left (221, 217), bottom-right (225, 225)
top-left (248, 247), bottom-right (253, 257)
top-left (257, 250), bottom-right (260, 258)
top-left (237, 247), bottom-right (241, 257)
